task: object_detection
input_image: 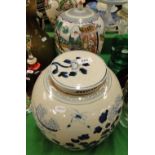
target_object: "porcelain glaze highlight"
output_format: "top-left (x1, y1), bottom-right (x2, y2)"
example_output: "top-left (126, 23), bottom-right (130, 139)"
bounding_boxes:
top-left (31, 51), bottom-right (123, 151)
top-left (55, 5), bottom-right (104, 54)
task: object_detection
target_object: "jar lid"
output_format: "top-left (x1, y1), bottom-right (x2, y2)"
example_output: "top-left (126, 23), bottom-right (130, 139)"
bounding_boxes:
top-left (59, 3), bottom-right (99, 24)
top-left (50, 51), bottom-right (107, 95)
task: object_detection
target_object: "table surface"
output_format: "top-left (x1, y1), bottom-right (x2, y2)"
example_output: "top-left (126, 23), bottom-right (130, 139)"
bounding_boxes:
top-left (26, 35), bottom-right (128, 155)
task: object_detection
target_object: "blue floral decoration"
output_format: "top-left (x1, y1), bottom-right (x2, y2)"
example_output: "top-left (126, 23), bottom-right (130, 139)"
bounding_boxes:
top-left (36, 105), bottom-right (60, 132)
top-left (51, 57), bottom-right (90, 78)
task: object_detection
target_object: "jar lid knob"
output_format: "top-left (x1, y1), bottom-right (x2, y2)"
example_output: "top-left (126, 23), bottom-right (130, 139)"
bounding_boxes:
top-left (77, 0), bottom-right (85, 10)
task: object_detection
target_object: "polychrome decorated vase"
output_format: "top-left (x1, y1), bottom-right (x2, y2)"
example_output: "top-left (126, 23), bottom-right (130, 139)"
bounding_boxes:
top-left (44, 0), bottom-right (78, 26)
top-left (55, 2), bottom-right (104, 54)
top-left (31, 50), bottom-right (123, 151)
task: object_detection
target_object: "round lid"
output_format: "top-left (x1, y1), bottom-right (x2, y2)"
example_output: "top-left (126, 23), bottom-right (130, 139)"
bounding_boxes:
top-left (59, 2), bottom-right (99, 23)
top-left (50, 51), bottom-right (107, 95)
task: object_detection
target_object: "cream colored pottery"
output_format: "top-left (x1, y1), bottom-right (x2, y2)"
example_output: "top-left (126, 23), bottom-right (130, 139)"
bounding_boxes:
top-left (31, 50), bottom-right (123, 151)
top-left (55, 4), bottom-right (104, 54)
top-left (44, 0), bottom-right (78, 25)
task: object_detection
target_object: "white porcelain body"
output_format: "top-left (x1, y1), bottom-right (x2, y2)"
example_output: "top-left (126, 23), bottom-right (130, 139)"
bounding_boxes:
top-left (31, 62), bottom-right (123, 150)
top-left (55, 8), bottom-right (104, 54)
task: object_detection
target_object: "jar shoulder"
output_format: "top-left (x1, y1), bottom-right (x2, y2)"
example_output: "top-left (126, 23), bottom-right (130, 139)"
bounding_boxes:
top-left (31, 66), bottom-right (123, 116)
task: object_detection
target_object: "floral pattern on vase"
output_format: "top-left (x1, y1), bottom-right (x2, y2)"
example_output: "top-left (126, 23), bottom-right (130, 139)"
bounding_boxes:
top-left (107, 95), bottom-right (123, 122)
top-left (44, 0), bottom-right (78, 26)
top-left (55, 7), bottom-right (104, 54)
top-left (35, 104), bottom-right (60, 132)
top-left (51, 56), bottom-right (90, 78)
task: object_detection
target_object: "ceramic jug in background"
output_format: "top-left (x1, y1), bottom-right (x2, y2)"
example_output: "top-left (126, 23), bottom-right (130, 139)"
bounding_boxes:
top-left (26, 0), bottom-right (57, 68)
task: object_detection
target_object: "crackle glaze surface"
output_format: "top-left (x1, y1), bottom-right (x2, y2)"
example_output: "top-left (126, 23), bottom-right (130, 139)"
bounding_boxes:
top-left (55, 7), bottom-right (104, 54)
top-left (31, 51), bottom-right (123, 151)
